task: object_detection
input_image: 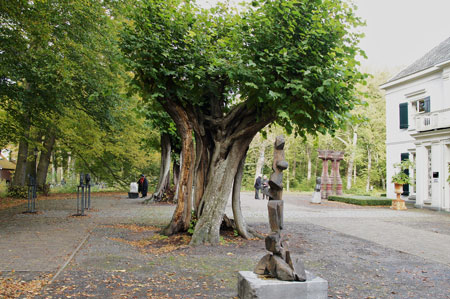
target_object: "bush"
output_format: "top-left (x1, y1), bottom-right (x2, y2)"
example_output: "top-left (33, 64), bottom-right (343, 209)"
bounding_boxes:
top-left (7, 186), bottom-right (28, 198)
top-left (38, 184), bottom-right (50, 196)
top-left (0, 180), bottom-right (8, 197)
top-left (328, 195), bottom-right (392, 206)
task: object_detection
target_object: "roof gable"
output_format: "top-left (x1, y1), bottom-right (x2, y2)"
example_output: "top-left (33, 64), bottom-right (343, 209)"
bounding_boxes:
top-left (0, 159), bottom-right (16, 170)
top-left (387, 36), bottom-right (450, 83)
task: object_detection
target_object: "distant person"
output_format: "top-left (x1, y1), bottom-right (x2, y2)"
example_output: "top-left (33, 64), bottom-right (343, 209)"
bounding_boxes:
top-left (262, 175), bottom-right (269, 200)
top-left (254, 175), bottom-right (262, 200)
top-left (61, 178), bottom-right (66, 185)
top-left (137, 174), bottom-right (148, 198)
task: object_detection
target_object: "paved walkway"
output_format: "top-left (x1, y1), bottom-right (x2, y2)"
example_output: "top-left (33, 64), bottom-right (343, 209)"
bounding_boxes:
top-left (0, 194), bottom-right (173, 273)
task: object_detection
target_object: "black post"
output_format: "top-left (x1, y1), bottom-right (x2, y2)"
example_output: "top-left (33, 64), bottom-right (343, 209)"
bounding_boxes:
top-left (74, 173), bottom-right (86, 216)
top-left (85, 174), bottom-right (91, 210)
top-left (24, 174), bottom-right (36, 213)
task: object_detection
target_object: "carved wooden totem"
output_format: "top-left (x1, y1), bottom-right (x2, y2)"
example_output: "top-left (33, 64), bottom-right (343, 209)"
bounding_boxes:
top-left (255, 136), bottom-right (306, 281)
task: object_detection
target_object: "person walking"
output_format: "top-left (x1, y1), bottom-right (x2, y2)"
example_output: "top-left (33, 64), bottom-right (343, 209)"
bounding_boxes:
top-left (262, 175), bottom-right (269, 199)
top-left (254, 175), bottom-right (262, 199)
top-left (137, 174), bottom-right (148, 198)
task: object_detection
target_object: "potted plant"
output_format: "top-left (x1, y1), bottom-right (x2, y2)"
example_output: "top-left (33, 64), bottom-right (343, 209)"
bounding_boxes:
top-left (391, 171), bottom-right (411, 193)
top-left (390, 160), bottom-right (414, 210)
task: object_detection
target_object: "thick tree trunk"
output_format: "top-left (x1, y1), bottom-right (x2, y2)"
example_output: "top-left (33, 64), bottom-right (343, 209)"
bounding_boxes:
top-left (365, 147), bottom-right (372, 192)
top-left (193, 133), bottom-right (210, 215)
top-left (191, 138), bottom-right (250, 245)
top-left (36, 133), bottom-right (56, 187)
top-left (145, 133), bottom-right (171, 203)
top-left (232, 151), bottom-right (263, 239)
top-left (13, 137), bottom-right (30, 187)
top-left (161, 101), bottom-right (194, 236)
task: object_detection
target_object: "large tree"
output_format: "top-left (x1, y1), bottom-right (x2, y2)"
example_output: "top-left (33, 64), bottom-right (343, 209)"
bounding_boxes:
top-left (0, 0), bottom-right (124, 187)
top-left (122, 0), bottom-right (366, 244)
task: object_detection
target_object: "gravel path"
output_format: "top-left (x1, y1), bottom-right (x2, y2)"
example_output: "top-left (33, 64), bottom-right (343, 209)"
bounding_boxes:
top-left (0, 192), bottom-right (449, 298)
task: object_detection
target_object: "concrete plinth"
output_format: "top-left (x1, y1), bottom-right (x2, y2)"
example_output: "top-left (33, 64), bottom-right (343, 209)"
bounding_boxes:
top-left (311, 192), bottom-right (321, 204)
top-left (238, 271), bottom-right (328, 299)
top-left (391, 199), bottom-right (407, 210)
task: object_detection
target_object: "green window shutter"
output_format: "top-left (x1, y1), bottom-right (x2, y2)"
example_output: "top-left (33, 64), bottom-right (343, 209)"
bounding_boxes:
top-left (424, 96), bottom-right (430, 112)
top-left (399, 103), bottom-right (408, 129)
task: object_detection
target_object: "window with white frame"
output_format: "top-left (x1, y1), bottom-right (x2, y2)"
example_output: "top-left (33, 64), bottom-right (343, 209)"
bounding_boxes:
top-left (413, 96), bottom-right (430, 113)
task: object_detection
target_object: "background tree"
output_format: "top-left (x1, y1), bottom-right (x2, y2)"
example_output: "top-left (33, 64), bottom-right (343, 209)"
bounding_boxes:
top-left (0, 0), bottom-right (129, 189)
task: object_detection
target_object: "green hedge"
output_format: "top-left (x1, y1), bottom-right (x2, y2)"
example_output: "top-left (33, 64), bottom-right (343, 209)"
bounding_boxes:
top-left (328, 195), bottom-right (392, 206)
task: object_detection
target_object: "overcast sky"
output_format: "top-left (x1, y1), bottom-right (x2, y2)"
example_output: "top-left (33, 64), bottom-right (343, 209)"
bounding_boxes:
top-left (197, 0), bottom-right (450, 72)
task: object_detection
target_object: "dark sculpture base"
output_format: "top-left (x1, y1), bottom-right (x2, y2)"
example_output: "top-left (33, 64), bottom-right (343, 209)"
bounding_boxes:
top-left (72, 213), bottom-right (87, 217)
top-left (128, 192), bottom-right (139, 199)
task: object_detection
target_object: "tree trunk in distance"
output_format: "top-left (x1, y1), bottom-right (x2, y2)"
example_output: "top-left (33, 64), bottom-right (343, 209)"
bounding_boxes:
top-left (306, 146), bottom-right (312, 181)
top-left (254, 142), bottom-right (266, 178)
top-left (172, 152), bottom-right (181, 202)
top-left (36, 133), bottom-right (56, 187)
top-left (346, 129), bottom-right (358, 190)
top-left (365, 147), bottom-right (372, 192)
top-left (145, 133), bottom-right (171, 203)
top-left (173, 157), bottom-right (180, 187)
top-left (292, 151), bottom-right (297, 181)
top-left (51, 151), bottom-right (57, 184)
top-left (232, 151), bottom-right (263, 239)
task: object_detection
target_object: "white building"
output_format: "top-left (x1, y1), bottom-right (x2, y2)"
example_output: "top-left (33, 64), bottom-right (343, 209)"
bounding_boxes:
top-left (381, 37), bottom-right (450, 212)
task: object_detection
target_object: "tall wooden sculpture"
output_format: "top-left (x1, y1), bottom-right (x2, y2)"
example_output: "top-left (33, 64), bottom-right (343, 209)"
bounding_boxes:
top-left (254, 136), bottom-right (306, 281)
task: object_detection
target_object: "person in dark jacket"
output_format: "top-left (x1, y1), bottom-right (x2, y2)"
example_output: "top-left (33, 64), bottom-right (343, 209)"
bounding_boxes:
top-left (137, 174), bottom-right (148, 198)
top-left (254, 175), bottom-right (262, 199)
top-left (262, 175), bottom-right (269, 200)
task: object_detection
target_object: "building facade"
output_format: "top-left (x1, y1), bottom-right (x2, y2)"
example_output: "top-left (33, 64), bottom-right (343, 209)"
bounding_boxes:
top-left (381, 37), bottom-right (450, 212)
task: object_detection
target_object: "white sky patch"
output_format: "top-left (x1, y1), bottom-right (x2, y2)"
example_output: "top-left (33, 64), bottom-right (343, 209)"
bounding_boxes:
top-left (354, 0), bottom-right (450, 70)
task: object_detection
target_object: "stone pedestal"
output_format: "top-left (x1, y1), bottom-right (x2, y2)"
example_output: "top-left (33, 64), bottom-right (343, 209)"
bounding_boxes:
top-left (332, 151), bottom-right (345, 195)
top-left (238, 271), bottom-right (328, 299)
top-left (318, 150), bottom-right (329, 200)
top-left (391, 199), bottom-right (407, 210)
top-left (311, 191), bottom-right (321, 204)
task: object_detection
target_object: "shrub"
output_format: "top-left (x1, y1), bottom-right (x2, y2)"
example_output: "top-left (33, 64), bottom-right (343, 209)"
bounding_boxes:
top-left (7, 186), bottom-right (28, 198)
top-left (328, 195), bottom-right (392, 206)
top-left (38, 184), bottom-right (50, 196)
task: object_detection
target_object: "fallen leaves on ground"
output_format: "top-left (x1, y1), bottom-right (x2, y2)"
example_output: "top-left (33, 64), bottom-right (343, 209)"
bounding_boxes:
top-left (102, 224), bottom-right (160, 232)
top-left (0, 274), bottom-right (52, 298)
top-left (110, 233), bottom-right (191, 255)
top-left (0, 198), bottom-right (27, 211)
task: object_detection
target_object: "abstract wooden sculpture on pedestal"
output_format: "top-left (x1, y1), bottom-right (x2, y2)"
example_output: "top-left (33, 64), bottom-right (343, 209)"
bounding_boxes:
top-left (255, 136), bottom-right (306, 281)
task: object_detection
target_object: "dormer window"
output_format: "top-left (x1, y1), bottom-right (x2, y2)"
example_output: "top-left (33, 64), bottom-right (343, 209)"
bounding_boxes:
top-left (415, 96), bottom-right (430, 113)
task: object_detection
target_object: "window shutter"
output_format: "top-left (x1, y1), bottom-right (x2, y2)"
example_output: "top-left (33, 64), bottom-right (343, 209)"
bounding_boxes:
top-left (399, 103), bottom-right (408, 129)
top-left (401, 153), bottom-right (410, 196)
top-left (424, 96), bottom-right (430, 112)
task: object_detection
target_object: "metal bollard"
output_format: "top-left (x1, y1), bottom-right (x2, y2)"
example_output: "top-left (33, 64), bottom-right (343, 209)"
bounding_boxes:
top-left (74, 173), bottom-right (86, 216)
top-left (84, 174), bottom-right (91, 210)
top-left (24, 175), bottom-right (37, 213)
